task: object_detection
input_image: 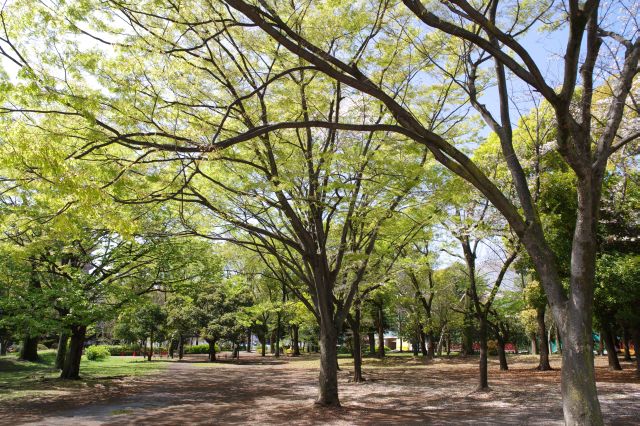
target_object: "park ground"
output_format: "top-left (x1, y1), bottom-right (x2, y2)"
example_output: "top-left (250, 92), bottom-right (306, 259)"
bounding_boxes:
top-left (0, 351), bottom-right (638, 425)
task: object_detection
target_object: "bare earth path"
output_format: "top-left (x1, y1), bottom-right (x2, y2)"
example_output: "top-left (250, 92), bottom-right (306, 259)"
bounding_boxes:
top-left (1, 353), bottom-right (638, 425)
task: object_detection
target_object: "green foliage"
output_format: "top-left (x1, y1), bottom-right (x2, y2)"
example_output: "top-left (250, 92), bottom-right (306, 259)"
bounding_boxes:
top-left (184, 344), bottom-right (220, 354)
top-left (85, 345), bottom-right (111, 361)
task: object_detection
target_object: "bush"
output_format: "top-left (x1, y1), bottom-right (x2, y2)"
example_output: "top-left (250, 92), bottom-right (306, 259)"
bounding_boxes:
top-left (37, 343), bottom-right (49, 351)
top-left (105, 344), bottom-right (142, 356)
top-left (85, 345), bottom-right (111, 361)
top-left (184, 343), bottom-right (220, 354)
top-left (376, 346), bottom-right (392, 353)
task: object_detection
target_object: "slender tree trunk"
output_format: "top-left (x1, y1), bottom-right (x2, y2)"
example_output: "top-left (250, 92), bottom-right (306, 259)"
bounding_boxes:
top-left (246, 328), bottom-right (252, 352)
top-left (537, 308), bottom-right (552, 370)
top-left (349, 303), bottom-right (364, 383)
top-left (275, 313), bottom-right (281, 357)
top-left (530, 333), bottom-right (538, 355)
top-left (168, 339), bottom-right (176, 359)
top-left (368, 332), bottom-right (375, 354)
top-left (478, 316), bottom-right (489, 390)
top-left (632, 328), bottom-right (640, 378)
top-left (292, 324), bottom-right (301, 356)
top-left (270, 329), bottom-right (276, 354)
top-left (316, 323), bottom-right (340, 406)
top-left (55, 333), bottom-right (68, 370)
top-left (427, 331), bottom-right (435, 358)
top-left (147, 333), bottom-right (153, 362)
top-left (446, 333), bottom-right (451, 356)
top-left (19, 335), bottom-right (39, 362)
top-left (601, 324), bottom-right (621, 371)
top-left (622, 327), bottom-right (631, 361)
top-left (60, 325), bottom-right (86, 379)
top-left (377, 304), bottom-right (385, 358)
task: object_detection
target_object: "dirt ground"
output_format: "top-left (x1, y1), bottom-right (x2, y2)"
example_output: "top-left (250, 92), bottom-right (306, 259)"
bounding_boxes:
top-left (1, 353), bottom-right (638, 425)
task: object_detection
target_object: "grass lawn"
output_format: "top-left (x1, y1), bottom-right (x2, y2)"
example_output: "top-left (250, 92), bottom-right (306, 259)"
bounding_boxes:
top-left (0, 350), bottom-right (170, 401)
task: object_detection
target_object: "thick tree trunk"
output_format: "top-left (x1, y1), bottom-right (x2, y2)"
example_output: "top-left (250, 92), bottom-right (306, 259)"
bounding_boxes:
top-left (168, 339), bottom-right (176, 359)
top-left (622, 327), bottom-right (631, 361)
top-left (19, 335), bottom-right (39, 362)
top-left (60, 325), bottom-right (86, 379)
top-left (0, 339), bottom-right (7, 356)
top-left (206, 338), bottom-right (216, 362)
top-left (178, 336), bottom-right (185, 360)
top-left (537, 308), bottom-right (552, 370)
top-left (292, 324), bottom-right (301, 356)
top-left (601, 324), bottom-right (621, 371)
top-left (270, 329), bottom-right (276, 354)
top-left (55, 333), bottom-right (68, 370)
top-left (497, 335), bottom-right (508, 371)
top-left (478, 317), bottom-right (489, 390)
top-left (316, 324), bottom-right (340, 406)
top-left (368, 332), bottom-right (375, 354)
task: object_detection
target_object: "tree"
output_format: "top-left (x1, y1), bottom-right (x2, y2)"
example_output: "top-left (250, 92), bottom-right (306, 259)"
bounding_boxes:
top-left (3, 0), bottom-right (639, 421)
top-left (523, 281), bottom-right (553, 371)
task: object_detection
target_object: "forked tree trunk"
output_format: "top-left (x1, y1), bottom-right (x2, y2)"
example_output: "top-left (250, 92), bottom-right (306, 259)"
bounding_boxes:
top-left (601, 325), bottom-right (621, 371)
top-left (60, 325), bottom-right (86, 379)
top-left (427, 331), bottom-right (435, 358)
top-left (537, 308), bottom-right (552, 370)
top-left (55, 333), bottom-right (68, 370)
top-left (478, 317), bottom-right (489, 390)
top-left (19, 335), bottom-right (39, 362)
top-left (292, 325), bottom-right (301, 356)
top-left (419, 331), bottom-right (427, 357)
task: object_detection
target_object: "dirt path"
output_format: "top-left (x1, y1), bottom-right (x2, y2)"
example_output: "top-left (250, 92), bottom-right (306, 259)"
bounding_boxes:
top-left (2, 354), bottom-right (639, 425)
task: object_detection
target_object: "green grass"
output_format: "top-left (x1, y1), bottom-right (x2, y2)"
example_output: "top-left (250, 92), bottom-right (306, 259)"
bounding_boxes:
top-left (0, 350), bottom-right (169, 401)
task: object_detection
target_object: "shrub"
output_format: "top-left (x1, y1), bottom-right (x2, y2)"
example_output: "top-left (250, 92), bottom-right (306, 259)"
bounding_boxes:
top-left (105, 344), bottom-right (142, 356)
top-left (37, 343), bottom-right (49, 351)
top-left (85, 345), bottom-right (111, 361)
top-left (184, 343), bottom-right (220, 354)
top-left (376, 346), bottom-right (392, 353)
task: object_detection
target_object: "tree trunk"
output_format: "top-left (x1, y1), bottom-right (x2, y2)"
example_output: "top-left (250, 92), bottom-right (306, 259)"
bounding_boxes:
top-left (537, 308), bottom-right (552, 370)
top-left (147, 333), bottom-right (153, 362)
top-left (0, 339), bottom-right (7, 356)
top-left (275, 313), bottom-right (281, 358)
top-left (632, 328), bottom-right (640, 379)
top-left (349, 304), bottom-right (364, 383)
top-left (55, 333), bottom-right (68, 370)
top-left (419, 331), bottom-right (427, 357)
top-left (19, 335), bottom-right (39, 362)
top-left (478, 316), bottom-right (489, 390)
top-left (622, 327), bottom-right (631, 361)
top-left (316, 323), bottom-right (340, 406)
top-left (168, 339), bottom-right (176, 359)
top-left (601, 324), bottom-right (621, 371)
top-left (247, 328), bottom-right (252, 352)
top-left (206, 338), bottom-right (216, 362)
top-left (530, 333), bottom-right (538, 355)
top-left (368, 332), bottom-right (375, 354)
top-left (292, 324), bottom-right (301, 356)
top-left (178, 336), bottom-right (184, 360)
top-left (427, 331), bottom-right (435, 358)
top-left (60, 325), bottom-right (86, 380)
top-left (270, 329), bottom-right (276, 354)
top-left (377, 304), bottom-right (385, 358)
top-left (496, 333), bottom-right (508, 371)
